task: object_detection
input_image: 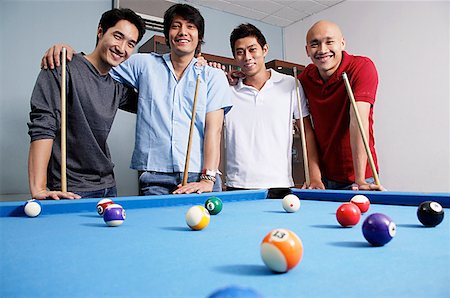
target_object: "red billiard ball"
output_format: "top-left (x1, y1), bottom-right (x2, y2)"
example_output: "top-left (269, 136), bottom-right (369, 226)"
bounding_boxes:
top-left (350, 194), bottom-right (370, 213)
top-left (417, 201), bottom-right (444, 227)
top-left (336, 202), bottom-right (361, 227)
top-left (362, 213), bottom-right (396, 246)
top-left (97, 199), bottom-right (114, 216)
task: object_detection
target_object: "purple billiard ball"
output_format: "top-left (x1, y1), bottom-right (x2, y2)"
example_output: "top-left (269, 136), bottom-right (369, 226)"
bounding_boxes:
top-left (103, 204), bottom-right (126, 227)
top-left (362, 213), bottom-right (396, 246)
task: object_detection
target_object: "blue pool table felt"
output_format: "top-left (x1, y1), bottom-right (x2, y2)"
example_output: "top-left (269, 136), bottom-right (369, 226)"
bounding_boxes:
top-left (0, 189), bottom-right (449, 297)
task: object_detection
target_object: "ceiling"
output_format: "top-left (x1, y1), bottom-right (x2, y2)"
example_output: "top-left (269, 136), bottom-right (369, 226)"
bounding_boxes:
top-left (182, 0), bottom-right (345, 27)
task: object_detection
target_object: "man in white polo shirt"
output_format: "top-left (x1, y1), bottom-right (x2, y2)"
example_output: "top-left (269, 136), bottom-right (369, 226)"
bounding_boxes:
top-left (224, 23), bottom-right (323, 197)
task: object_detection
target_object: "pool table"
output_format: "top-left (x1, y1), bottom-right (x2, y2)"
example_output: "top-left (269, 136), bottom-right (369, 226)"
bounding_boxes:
top-left (0, 189), bottom-right (449, 297)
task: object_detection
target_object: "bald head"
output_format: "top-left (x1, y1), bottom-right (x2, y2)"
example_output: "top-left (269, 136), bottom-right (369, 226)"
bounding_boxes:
top-left (304, 20), bottom-right (346, 81)
top-left (306, 20), bottom-right (343, 44)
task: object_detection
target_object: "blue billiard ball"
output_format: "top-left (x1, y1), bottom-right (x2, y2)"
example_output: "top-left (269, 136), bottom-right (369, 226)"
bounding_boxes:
top-left (362, 213), bottom-right (396, 246)
top-left (208, 285), bottom-right (263, 298)
top-left (103, 204), bottom-right (126, 227)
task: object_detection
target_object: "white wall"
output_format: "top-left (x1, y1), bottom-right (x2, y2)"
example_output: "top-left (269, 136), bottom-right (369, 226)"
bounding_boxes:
top-left (0, 0), bottom-right (283, 198)
top-left (284, 1), bottom-right (450, 192)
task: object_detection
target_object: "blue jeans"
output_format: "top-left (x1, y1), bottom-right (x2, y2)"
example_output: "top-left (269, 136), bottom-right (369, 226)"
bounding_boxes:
top-left (75, 186), bottom-right (117, 199)
top-left (322, 177), bottom-right (375, 190)
top-left (139, 171), bottom-right (222, 196)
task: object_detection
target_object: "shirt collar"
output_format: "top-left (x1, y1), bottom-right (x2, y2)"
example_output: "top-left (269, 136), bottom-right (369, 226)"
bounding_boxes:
top-left (235, 69), bottom-right (279, 91)
top-left (307, 51), bottom-right (352, 85)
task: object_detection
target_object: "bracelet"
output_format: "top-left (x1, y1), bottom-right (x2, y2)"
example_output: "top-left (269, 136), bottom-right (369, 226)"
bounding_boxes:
top-left (200, 174), bottom-right (216, 183)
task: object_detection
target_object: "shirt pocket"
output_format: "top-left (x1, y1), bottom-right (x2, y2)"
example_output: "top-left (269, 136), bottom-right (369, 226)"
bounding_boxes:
top-left (183, 80), bottom-right (206, 112)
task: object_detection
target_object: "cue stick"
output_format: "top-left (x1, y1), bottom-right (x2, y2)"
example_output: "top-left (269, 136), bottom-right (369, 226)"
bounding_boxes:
top-left (61, 47), bottom-right (67, 192)
top-left (182, 74), bottom-right (201, 186)
top-left (342, 72), bottom-right (381, 186)
top-left (293, 67), bottom-right (310, 187)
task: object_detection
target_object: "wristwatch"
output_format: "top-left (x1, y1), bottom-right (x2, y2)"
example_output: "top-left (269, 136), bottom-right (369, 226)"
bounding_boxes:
top-left (200, 169), bottom-right (217, 183)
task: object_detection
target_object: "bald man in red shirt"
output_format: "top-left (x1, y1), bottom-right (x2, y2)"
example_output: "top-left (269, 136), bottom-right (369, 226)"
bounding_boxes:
top-left (299, 20), bottom-right (384, 191)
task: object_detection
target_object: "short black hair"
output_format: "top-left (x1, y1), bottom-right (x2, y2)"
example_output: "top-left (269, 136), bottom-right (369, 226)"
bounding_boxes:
top-left (230, 23), bottom-right (267, 56)
top-left (163, 4), bottom-right (205, 52)
top-left (96, 8), bottom-right (146, 45)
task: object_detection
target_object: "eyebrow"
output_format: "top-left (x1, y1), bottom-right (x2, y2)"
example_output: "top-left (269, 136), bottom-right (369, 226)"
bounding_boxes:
top-left (235, 43), bottom-right (258, 51)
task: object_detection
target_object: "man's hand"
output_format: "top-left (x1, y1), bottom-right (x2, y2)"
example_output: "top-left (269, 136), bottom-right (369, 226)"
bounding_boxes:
top-left (41, 44), bottom-right (75, 69)
top-left (357, 183), bottom-right (386, 191)
top-left (33, 189), bottom-right (81, 200)
top-left (173, 180), bottom-right (214, 194)
top-left (301, 179), bottom-right (325, 190)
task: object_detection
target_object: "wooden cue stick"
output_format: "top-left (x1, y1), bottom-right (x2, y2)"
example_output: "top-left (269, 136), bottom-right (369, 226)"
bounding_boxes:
top-left (293, 67), bottom-right (310, 187)
top-left (182, 74), bottom-right (201, 186)
top-left (342, 72), bottom-right (381, 186)
top-left (61, 47), bottom-right (67, 192)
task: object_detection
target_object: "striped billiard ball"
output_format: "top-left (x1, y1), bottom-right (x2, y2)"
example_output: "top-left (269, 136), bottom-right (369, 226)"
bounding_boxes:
top-left (260, 228), bottom-right (303, 273)
top-left (103, 204), bottom-right (126, 227)
top-left (185, 205), bottom-right (210, 230)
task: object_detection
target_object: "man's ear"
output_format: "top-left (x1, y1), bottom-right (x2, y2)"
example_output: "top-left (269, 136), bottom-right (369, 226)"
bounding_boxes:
top-left (97, 26), bottom-right (104, 40)
top-left (262, 44), bottom-right (269, 57)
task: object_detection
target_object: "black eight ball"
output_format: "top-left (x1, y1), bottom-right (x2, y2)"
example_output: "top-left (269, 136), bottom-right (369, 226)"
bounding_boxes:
top-left (417, 201), bottom-right (444, 227)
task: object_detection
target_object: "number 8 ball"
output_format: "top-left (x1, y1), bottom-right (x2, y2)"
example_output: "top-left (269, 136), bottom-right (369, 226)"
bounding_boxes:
top-left (417, 201), bottom-right (444, 227)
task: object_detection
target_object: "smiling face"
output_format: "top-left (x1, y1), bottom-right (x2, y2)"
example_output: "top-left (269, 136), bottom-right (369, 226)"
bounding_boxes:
top-left (233, 36), bottom-right (268, 78)
top-left (168, 16), bottom-right (199, 58)
top-left (305, 20), bottom-right (345, 81)
top-left (96, 19), bottom-right (139, 68)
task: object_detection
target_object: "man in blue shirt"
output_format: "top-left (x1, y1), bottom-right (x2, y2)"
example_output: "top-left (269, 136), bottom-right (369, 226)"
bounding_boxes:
top-left (42, 4), bottom-right (232, 196)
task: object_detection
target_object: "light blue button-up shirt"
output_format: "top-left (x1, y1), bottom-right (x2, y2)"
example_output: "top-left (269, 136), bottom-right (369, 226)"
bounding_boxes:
top-left (111, 53), bottom-right (232, 173)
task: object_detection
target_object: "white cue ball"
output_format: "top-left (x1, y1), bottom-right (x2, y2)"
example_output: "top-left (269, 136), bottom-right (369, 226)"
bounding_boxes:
top-left (282, 194), bottom-right (300, 213)
top-left (24, 199), bottom-right (42, 217)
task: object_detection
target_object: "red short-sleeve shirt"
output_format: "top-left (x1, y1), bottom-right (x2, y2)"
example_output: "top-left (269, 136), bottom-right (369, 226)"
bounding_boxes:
top-left (299, 51), bottom-right (379, 183)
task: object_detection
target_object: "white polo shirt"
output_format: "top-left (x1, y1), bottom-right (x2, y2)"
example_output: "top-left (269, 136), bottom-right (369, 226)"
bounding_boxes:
top-left (224, 69), bottom-right (309, 189)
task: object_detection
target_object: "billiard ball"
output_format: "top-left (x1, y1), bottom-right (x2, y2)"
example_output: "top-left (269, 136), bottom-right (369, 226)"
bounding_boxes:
top-left (362, 213), bottom-right (396, 246)
top-left (208, 285), bottom-right (263, 298)
top-left (260, 228), bottom-right (303, 273)
top-left (350, 194), bottom-right (370, 213)
top-left (185, 205), bottom-right (210, 230)
top-left (23, 199), bottom-right (42, 217)
top-left (282, 194), bottom-right (300, 213)
top-left (417, 201), bottom-right (444, 227)
top-left (103, 204), bottom-right (126, 227)
top-left (205, 197), bottom-right (223, 215)
top-left (96, 198), bottom-right (114, 216)
top-left (336, 202), bottom-right (361, 227)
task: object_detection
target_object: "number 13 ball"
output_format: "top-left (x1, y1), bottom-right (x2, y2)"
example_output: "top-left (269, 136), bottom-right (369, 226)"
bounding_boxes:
top-left (260, 229), bottom-right (303, 273)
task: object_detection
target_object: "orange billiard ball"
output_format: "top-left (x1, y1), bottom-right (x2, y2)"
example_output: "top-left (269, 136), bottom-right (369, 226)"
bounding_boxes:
top-left (260, 228), bottom-right (303, 273)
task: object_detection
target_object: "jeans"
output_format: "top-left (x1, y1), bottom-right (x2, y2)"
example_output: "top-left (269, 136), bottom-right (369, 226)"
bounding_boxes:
top-left (322, 177), bottom-right (375, 190)
top-left (75, 186), bottom-right (117, 199)
top-left (139, 171), bottom-right (222, 196)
